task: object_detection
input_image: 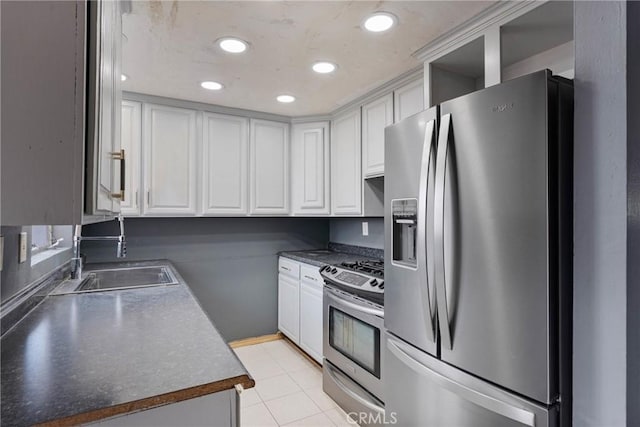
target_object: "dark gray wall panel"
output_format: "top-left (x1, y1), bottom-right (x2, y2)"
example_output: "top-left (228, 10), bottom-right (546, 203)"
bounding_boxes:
top-left (574, 2), bottom-right (628, 426)
top-left (329, 218), bottom-right (384, 249)
top-left (82, 217), bottom-right (329, 341)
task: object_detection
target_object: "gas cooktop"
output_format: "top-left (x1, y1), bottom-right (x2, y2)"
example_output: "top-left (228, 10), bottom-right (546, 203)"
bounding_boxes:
top-left (320, 259), bottom-right (384, 305)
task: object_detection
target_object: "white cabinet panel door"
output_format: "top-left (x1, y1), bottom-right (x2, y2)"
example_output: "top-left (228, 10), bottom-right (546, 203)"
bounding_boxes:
top-left (278, 273), bottom-right (300, 344)
top-left (331, 109), bottom-right (362, 215)
top-left (120, 101), bottom-right (141, 216)
top-left (250, 119), bottom-right (290, 214)
top-left (362, 93), bottom-right (393, 178)
top-left (143, 104), bottom-right (197, 215)
top-left (394, 79), bottom-right (425, 123)
top-left (86, 0), bottom-right (123, 215)
top-left (299, 279), bottom-right (323, 364)
top-left (202, 113), bottom-right (248, 215)
top-left (291, 122), bottom-right (330, 215)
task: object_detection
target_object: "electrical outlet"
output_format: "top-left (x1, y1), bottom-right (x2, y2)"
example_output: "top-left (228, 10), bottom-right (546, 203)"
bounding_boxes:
top-left (19, 232), bottom-right (28, 264)
top-left (362, 221), bottom-right (369, 236)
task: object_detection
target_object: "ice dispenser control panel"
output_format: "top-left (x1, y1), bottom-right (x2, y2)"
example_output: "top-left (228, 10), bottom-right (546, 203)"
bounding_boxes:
top-left (392, 199), bottom-right (418, 268)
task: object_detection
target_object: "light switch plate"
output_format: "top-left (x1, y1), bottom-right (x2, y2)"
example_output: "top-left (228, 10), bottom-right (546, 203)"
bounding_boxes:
top-left (19, 232), bottom-right (28, 264)
top-left (362, 221), bottom-right (369, 236)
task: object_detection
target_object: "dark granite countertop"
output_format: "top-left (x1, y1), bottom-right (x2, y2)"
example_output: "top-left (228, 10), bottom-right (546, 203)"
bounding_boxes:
top-left (0, 260), bottom-right (253, 426)
top-left (279, 243), bottom-right (383, 267)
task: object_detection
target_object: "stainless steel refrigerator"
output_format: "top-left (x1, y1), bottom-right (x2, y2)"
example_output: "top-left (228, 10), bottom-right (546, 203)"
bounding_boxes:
top-left (384, 70), bottom-right (573, 427)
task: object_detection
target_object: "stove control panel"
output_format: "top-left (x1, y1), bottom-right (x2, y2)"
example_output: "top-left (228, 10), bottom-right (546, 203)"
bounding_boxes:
top-left (320, 264), bottom-right (384, 294)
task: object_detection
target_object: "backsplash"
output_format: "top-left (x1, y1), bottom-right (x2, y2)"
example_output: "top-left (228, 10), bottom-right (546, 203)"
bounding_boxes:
top-left (329, 218), bottom-right (384, 250)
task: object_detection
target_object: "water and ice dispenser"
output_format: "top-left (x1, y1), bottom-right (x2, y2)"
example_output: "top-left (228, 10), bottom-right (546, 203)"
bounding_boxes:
top-left (392, 199), bottom-right (418, 268)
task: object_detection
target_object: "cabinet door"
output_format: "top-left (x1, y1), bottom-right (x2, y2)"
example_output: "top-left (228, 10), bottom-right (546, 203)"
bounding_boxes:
top-left (278, 273), bottom-right (300, 343)
top-left (291, 122), bottom-right (330, 215)
top-left (250, 119), bottom-right (290, 214)
top-left (143, 104), bottom-right (197, 215)
top-left (331, 109), bottom-right (362, 215)
top-left (202, 113), bottom-right (248, 215)
top-left (1, 1), bottom-right (86, 225)
top-left (394, 79), bottom-right (424, 122)
top-left (120, 101), bottom-right (142, 216)
top-left (299, 279), bottom-right (324, 364)
top-left (362, 93), bottom-right (393, 178)
top-left (86, 0), bottom-right (123, 215)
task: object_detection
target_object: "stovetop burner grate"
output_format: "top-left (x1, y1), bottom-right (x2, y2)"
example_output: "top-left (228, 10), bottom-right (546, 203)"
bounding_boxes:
top-left (340, 260), bottom-right (384, 277)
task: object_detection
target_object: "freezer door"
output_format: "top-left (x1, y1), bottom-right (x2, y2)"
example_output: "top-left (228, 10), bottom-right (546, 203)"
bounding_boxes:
top-left (384, 107), bottom-right (438, 356)
top-left (385, 333), bottom-right (558, 427)
top-left (433, 70), bottom-right (559, 403)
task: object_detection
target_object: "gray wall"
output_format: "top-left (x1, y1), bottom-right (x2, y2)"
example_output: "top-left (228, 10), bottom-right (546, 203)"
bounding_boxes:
top-left (627, 1), bottom-right (640, 424)
top-left (573, 2), bottom-right (630, 425)
top-left (0, 226), bottom-right (72, 303)
top-left (329, 218), bottom-right (384, 249)
top-left (82, 217), bottom-right (329, 341)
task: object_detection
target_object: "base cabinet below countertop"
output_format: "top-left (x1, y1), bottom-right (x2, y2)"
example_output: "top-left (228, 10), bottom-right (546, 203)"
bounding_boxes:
top-left (91, 389), bottom-right (238, 427)
top-left (277, 256), bottom-right (324, 364)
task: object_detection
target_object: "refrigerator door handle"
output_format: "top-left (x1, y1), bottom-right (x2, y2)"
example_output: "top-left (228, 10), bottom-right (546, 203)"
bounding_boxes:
top-left (434, 113), bottom-right (453, 349)
top-left (417, 118), bottom-right (436, 342)
top-left (387, 338), bottom-right (536, 427)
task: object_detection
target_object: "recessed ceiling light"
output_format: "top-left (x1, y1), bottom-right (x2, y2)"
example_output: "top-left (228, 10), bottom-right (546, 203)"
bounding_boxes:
top-left (121, 74), bottom-right (128, 82)
top-left (363, 12), bottom-right (397, 32)
top-left (201, 81), bottom-right (223, 90)
top-left (312, 61), bottom-right (337, 74)
top-left (277, 95), bottom-right (296, 103)
top-left (218, 37), bottom-right (248, 53)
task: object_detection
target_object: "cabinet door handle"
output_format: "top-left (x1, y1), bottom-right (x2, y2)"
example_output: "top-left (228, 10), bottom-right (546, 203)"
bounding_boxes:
top-left (135, 190), bottom-right (138, 208)
top-left (304, 275), bottom-right (317, 282)
top-left (147, 190), bottom-right (150, 206)
top-left (281, 266), bottom-right (291, 272)
top-left (111, 149), bottom-right (125, 202)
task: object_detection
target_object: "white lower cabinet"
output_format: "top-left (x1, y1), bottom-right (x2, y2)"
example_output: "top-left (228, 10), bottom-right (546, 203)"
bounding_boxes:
top-left (278, 273), bottom-right (300, 343)
top-left (277, 257), bottom-right (324, 364)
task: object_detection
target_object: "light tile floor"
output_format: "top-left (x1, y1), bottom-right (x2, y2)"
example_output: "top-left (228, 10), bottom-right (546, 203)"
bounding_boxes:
top-left (235, 339), bottom-right (359, 427)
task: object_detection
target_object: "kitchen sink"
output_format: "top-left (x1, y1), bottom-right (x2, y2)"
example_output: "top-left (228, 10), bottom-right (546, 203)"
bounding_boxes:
top-left (74, 266), bottom-right (178, 292)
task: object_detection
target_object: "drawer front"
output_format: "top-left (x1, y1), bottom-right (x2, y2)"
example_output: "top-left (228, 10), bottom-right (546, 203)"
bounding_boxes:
top-left (279, 257), bottom-right (300, 278)
top-left (300, 263), bottom-right (323, 286)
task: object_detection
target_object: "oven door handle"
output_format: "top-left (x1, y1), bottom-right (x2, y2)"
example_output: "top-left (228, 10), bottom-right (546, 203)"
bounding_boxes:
top-left (325, 363), bottom-right (385, 415)
top-left (325, 290), bottom-right (384, 318)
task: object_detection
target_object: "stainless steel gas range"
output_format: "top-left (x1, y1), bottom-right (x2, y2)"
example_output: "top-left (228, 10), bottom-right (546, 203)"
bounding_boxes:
top-left (320, 260), bottom-right (386, 425)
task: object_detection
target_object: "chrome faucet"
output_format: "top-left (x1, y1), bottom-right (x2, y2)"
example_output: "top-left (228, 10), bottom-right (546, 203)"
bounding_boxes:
top-left (71, 215), bottom-right (127, 279)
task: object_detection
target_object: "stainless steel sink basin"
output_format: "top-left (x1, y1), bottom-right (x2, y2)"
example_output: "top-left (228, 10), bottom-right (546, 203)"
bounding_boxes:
top-left (74, 266), bottom-right (178, 292)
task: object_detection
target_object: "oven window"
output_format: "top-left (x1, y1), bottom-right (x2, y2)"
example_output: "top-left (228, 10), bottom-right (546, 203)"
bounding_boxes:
top-left (329, 307), bottom-right (381, 378)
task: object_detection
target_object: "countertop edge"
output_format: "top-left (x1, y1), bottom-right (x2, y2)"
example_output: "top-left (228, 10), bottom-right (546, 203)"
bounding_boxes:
top-left (38, 374), bottom-right (255, 427)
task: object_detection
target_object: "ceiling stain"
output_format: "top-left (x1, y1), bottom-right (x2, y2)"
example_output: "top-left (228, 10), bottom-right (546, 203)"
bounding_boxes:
top-left (148, 0), bottom-right (163, 26)
top-left (169, 1), bottom-right (178, 28)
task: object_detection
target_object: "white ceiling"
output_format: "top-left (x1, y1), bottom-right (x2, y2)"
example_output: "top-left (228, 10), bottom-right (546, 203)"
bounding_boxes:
top-left (122, 1), bottom-right (494, 117)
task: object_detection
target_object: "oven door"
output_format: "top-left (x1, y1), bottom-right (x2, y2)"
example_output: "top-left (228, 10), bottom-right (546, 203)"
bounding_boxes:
top-left (323, 286), bottom-right (384, 401)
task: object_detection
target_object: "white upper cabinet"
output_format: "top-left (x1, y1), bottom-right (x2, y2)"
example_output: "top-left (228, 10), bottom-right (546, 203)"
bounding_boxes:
top-left (202, 113), bottom-right (249, 215)
top-left (120, 101), bottom-right (142, 216)
top-left (143, 104), bottom-right (198, 215)
top-left (362, 93), bottom-right (393, 178)
top-left (394, 79), bottom-right (424, 122)
top-left (86, 0), bottom-right (123, 215)
top-left (331, 108), bottom-right (362, 215)
top-left (291, 122), bottom-right (330, 215)
top-left (250, 119), bottom-right (290, 215)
